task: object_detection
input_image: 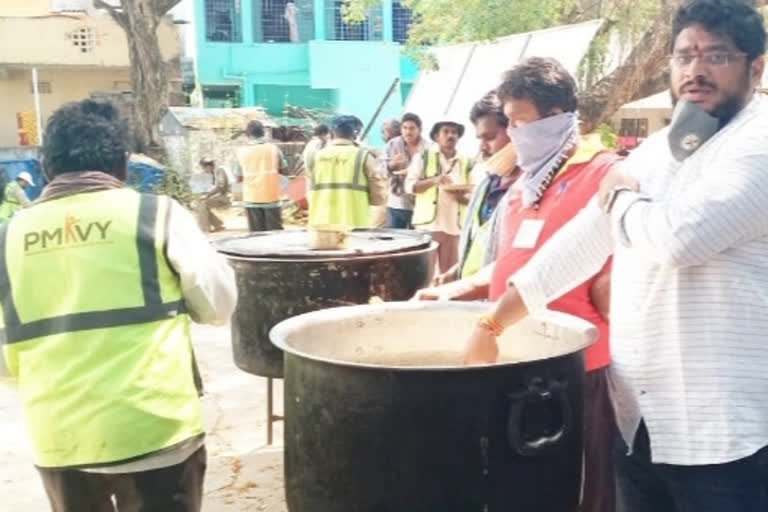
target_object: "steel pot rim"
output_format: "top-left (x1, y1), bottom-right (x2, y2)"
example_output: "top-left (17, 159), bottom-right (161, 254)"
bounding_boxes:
top-left (219, 241), bottom-right (439, 264)
top-left (270, 301), bottom-right (598, 372)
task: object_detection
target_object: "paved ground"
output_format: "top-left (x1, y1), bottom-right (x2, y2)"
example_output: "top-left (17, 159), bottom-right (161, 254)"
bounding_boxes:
top-left (0, 323), bottom-right (289, 511)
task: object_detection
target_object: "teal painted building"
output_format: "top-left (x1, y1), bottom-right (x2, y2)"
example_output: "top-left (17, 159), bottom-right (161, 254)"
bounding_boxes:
top-left (194, 0), bottom-right (419, 144)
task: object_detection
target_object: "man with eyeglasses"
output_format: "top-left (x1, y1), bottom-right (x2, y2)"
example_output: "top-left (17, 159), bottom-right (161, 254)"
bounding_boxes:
top-left (463, 0), bottom-right (768, 510)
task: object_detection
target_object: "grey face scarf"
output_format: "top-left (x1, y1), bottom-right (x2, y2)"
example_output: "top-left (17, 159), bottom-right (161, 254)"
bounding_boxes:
top-left (667, 99), bottom-right (719, 161)
top-left (507, 112), bottom-right (580, 208)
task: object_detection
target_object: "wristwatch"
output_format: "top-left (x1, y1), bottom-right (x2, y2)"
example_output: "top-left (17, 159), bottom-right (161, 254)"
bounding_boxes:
top-left (602, 186), bottom-right (634, 215)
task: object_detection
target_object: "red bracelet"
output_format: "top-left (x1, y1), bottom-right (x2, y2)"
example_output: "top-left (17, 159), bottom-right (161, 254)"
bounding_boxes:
top-left (478, 316), bottom-right (504, 337)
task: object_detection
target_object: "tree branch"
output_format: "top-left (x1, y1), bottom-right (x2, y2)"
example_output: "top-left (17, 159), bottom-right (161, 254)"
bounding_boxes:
top-left (153, 0), bottom-right (183, 17)
top-left (93, 0), bottom-right (127, 28)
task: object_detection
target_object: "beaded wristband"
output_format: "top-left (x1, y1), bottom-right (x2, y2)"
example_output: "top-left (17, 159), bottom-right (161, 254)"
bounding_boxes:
top-left (478, 316), bottom-right (504, 337)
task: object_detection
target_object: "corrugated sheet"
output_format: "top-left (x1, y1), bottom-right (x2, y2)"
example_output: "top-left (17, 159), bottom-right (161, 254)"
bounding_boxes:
top-left (403, 20), bottom-right (603, 153)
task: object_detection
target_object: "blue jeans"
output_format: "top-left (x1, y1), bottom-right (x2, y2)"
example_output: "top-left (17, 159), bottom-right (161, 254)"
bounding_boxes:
top-left (386, 207), bottom-right (413, 229)
top-left (615, 421), bottom-right (768, 512)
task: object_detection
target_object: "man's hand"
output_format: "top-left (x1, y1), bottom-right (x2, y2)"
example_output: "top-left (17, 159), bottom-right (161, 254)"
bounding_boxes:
top-left (598, 167), bottom-right (639, 210)
top-left (434, 266), bottom-right (459, 286)
top-left (411, 279), bottom-right (479, 301)
top-left (388, 153), bottom-right (407, 172)
top-left (437, 174), bottom-right (453, 186)
top-left (463, 326), bottom-right (499, 365)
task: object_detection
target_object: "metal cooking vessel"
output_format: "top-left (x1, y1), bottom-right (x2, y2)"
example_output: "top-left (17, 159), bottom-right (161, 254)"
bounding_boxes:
top-left (215, 229), bottom-right (437, 378)
top-left (271, 302), bottom-right (598, 512)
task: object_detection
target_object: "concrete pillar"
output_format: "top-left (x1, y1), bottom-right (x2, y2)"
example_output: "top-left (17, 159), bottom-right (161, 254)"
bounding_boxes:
top-left (382, 0), bottom-right (393, 42)
top-left (313, 0), bottom-right (325, 40)
top-left (242, 0), bottom-right (255, 43)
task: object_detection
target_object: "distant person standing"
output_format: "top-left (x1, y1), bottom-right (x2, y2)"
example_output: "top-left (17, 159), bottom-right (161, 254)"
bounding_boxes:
top-left (381, 119), bottom-right (401, 143)
top-left (0, 170), bottom-right (33, 223)
top-left (406, 120), bottom-right (473, 273)
top-left (302, 124), bottom-right (329, 173)
top-left (307, 115), bottom-right (387, 228)
top-left (284, 1), bottom-right (299, 42)
top-left (235, 120), bottom-right (289, 231)
top-left (379, 113), bottom-right (426, 229)
top-left (197, 157), bottom-right (231, 232)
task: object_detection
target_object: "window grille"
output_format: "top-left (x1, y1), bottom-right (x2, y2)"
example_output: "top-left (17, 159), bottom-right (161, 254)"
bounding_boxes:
top-left (205, 0), bottom-right (243, 42)
top-left (392, 1), bottom-right (412, 44)
top-left (327, 0), bottom-right (382, 41)
top-left (69, 27), bottom-right (95, 53)
top-left (30, 82), bottom-right (52, 94)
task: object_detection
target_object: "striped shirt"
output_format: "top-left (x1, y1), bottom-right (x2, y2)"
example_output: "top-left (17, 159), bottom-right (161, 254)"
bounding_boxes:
top-left (511, 94), bottom-right (768, 465)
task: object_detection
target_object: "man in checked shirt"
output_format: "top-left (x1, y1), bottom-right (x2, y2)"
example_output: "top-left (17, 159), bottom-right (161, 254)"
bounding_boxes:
top-left (465, 1), bottom-right (768, 510)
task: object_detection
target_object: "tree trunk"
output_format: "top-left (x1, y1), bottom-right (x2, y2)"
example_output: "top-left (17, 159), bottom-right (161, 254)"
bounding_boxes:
top-left (94, 0), bottom-right (180, 162)
top-left (578, 1), bottom-right (681, 133)
top-left (580, 0), bottom-right (768, 132)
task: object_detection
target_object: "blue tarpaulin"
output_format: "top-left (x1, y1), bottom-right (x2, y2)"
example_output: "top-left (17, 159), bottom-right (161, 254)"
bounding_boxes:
top-left (127, 155), bottom-right (166, 193)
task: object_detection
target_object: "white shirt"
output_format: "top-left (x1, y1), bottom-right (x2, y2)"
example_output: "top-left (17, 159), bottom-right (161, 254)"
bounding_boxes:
top-left (511, 95), bottom-right (768, 465)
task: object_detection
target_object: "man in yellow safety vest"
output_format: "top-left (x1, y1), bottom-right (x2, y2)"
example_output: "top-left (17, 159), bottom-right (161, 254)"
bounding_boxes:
top-left (0, 99), bottom-right (237, 511)
top-left (405, 120), bottom-right (473, 273)
top-left (306, 115), bottom-right (387, 228)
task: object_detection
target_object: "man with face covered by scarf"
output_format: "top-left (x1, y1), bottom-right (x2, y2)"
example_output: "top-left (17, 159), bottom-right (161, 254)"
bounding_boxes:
top-left (463, 1), bottom-right (768, 511)
top-left (415, 57), bottom-right (621, 512)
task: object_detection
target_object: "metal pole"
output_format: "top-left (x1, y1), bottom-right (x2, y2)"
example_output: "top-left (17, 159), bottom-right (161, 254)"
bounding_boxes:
top-left (267, 376), bottom-right (274, 445)
top-left (360, 77), bottom-right (401, 141)
top-left (31, 67), bottom-right (43, 145)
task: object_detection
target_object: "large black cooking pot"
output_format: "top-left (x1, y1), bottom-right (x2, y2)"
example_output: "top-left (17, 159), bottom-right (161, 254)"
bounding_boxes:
top-left (270, 302), bottom-right (597, 512)
top-left (214, 229), bottom-right (437, 378)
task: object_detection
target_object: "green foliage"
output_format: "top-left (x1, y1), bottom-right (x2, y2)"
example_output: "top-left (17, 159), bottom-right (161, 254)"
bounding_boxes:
top-left (153, 168), bottom-right (197, 208)
top-left (597, 122), bottom-right (618, 149)
top-left (345, 0), bottom-right (575, 47)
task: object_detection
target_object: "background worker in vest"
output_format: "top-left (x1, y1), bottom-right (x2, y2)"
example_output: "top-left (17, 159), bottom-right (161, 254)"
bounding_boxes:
top-left (0, 99), bottom-right (237, 512)
top-left (415, 58), bottom-right (617, 512)
top-left (435, 92), bottom-right (520, 285)
top-left (306, 114), bottom-right (387, 228)
top-left (0, 170), bottom-right (33, 223)
top-left (235, 120), bottom-right (289, 231)
top-left (405, 120), bottom-right (473, 273)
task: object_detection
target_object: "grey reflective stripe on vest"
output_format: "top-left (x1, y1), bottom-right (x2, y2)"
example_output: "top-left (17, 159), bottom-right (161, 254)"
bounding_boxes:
top-left (0, 194), bottom-right (186, 345)
top-left (310, 148), bottom-right (368, 192)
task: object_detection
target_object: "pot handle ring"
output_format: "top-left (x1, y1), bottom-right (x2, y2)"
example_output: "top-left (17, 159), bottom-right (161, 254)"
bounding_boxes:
top-left (506, 377), bottom-right (571, 456)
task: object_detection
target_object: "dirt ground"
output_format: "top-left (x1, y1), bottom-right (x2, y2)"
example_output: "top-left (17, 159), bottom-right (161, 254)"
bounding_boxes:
top-left (0, 317), bottom-right (289, 512)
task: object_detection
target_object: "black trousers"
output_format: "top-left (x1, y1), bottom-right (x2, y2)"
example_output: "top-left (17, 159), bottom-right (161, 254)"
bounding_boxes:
top-left (582, 366), bottom-right (618, 512)
top-left (37, 446), bottom-right (206, 512)
top-left (246, 206), bottom-right (283, 231)
top-left (615, 422), bottom-right (768, 512)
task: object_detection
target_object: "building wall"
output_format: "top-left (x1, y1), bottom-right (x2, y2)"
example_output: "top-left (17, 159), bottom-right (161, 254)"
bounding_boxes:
top-left (0, 0), bottom-right (52, 17)
top-left (0, 68), bottom-right (131, 146)
top-left (195, 0), bottom-right (418, 146)
top-left (0, 13), bottom-right (180, 67)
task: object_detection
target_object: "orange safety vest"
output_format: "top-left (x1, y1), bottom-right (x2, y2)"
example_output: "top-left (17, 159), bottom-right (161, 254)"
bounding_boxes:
top-left (237, 142), bottom-right (281, 204)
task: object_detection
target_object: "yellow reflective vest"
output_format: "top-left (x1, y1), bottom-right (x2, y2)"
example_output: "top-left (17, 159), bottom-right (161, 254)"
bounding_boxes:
top-left (0, 181), bottom-right (25, 223)
top-left (412, 150), bottom-right (471, 229)
top-left (0, 188), bottom-right (203, 468)
top-left (307, 143), bottom-right (371, 228)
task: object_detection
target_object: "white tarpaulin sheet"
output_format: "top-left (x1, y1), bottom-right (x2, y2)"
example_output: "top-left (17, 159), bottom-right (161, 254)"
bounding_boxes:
top-left (404, 20), bottom-right (603, 153)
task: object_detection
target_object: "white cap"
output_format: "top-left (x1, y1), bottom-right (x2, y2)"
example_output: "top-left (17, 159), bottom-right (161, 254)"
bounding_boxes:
top-left (17, 171), bottom-right (34, 186)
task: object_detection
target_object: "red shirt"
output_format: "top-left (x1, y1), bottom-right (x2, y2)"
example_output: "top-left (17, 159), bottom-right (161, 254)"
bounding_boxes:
top-left (489, 151), bottom-right (620, 371)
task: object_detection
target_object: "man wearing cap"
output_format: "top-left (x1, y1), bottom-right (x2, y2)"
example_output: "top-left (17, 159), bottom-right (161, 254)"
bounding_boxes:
top-left (405, 120), bottom-right (473, 273)
top-left (0, 171), bottom-right (34, 223)
top-left (197, 157), bottom-right (231, 232)
top-left (234, 120), bottom-right (289, 231)
top-left (306, 115), bottom-right (387, 228)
